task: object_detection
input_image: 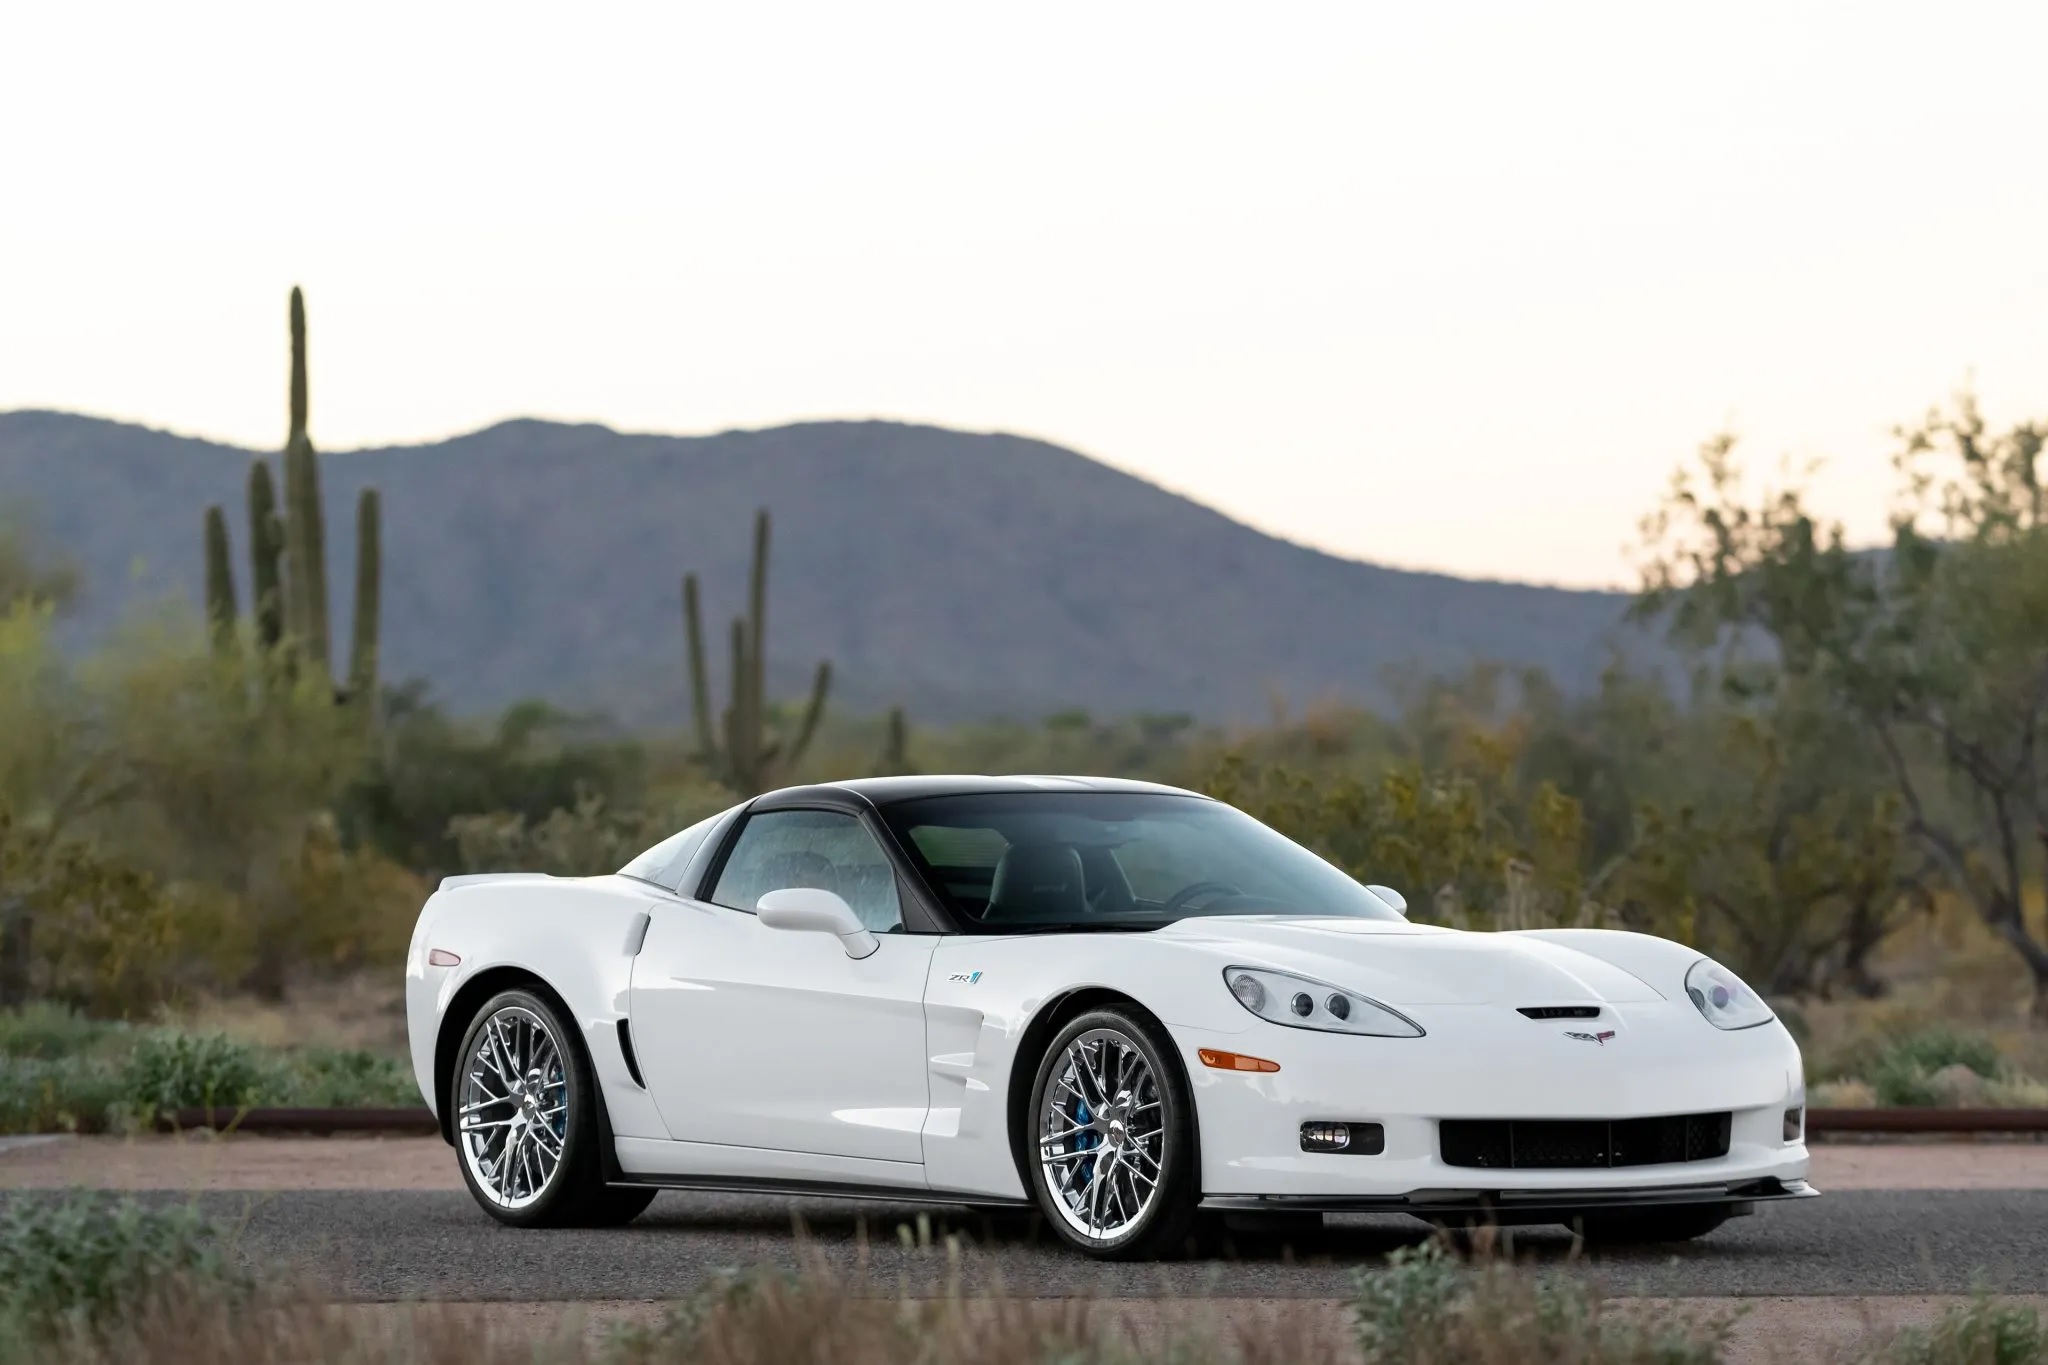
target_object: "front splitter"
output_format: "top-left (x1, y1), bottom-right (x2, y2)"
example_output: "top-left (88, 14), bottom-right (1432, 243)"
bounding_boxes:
top-left (1200, 1176), bottom-right (1818, 1222)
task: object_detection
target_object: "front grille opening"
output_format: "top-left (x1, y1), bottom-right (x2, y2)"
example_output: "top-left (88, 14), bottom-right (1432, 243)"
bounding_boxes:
top-left (1440, 1112), bottom-right (1731, 1169)
top-left (1517, 1005), bottom-right (1602, 1020)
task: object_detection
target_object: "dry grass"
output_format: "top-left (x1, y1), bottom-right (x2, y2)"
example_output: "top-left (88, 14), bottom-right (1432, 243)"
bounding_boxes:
top-left (163, 971), bottom-right (409, 1058)
top-left (7, 1222), bottom-right (2048, 1365)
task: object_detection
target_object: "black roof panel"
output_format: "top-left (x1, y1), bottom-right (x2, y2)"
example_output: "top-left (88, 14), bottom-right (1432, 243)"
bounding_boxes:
top-left (806, 774), bottom-right (1209, 805)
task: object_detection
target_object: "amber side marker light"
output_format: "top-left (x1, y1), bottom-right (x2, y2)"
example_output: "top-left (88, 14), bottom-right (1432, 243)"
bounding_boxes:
top-left (1199, 1048), bottom-right (1280, 1073)
top-left (427, 949), bottom-right (462, 967)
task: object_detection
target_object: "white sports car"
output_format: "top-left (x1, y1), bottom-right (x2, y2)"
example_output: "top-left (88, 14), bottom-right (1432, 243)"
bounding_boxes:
top-left (405, 776), bottom-right (1815, 1259)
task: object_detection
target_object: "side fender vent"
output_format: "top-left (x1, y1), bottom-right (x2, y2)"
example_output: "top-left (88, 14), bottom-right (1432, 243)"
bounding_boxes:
top-left (1517, 1005), bottom-right (1601, 1020)
top-left (616, 1019), bottom-right (646, 1088)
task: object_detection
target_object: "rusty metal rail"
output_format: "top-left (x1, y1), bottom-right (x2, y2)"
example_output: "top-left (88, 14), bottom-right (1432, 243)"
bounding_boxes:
top-left (146, 1106), bottom-right (2048, 1138)
top-left (158, 1106), bottom-right (438, 1135)
top-left (1807, 1107), bottom-right (2048, 1135)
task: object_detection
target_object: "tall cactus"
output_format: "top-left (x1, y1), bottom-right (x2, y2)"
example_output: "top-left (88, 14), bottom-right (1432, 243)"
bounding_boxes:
top-left (281, 287), bottom-right (331, 672)
top-left (197, 285), bottom-right (380, 706)
top-left (202, 506), bottom-right (237, 652)
top-left (347, 489), bottom-right (380, 703)
top-left (878, 705), bottom-right (913, 776)
top-left (681, 508), bottom-right (831, 795)
top-left (246, 460), bottom-right (285, 652)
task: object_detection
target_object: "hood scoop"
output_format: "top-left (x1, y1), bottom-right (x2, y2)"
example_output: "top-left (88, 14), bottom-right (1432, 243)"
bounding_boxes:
top-left (1518, 1005), bottom-right (1602, 1020)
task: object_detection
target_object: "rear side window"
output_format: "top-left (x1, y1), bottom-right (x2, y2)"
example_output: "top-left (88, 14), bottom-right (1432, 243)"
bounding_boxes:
top-left (619, 813), bottom-right (720, 891)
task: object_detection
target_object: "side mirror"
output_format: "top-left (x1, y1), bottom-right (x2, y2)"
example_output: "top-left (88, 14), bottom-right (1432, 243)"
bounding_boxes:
top-left (1365, 884), bottom-right (1408, 917)
top-left (757, 887), bottom-right (879, 959)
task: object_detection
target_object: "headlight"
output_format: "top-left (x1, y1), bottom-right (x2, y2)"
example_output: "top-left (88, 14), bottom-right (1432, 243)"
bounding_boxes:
top-left (1684, 958), bottom-right (1772, 1030)
top-left (1222, 966), bottom-right (1424, 1037)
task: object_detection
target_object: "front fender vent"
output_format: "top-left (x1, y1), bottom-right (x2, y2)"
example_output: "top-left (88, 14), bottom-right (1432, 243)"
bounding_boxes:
top-left (1518, 1006), bottom-right (1601, 1020)
top-left (616, 1020), bottom-right (646, 1088)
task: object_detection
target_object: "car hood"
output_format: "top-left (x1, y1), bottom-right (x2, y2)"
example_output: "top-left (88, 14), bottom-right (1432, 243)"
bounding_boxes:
top-left (1155, 916), bottom-right (1668, 1007)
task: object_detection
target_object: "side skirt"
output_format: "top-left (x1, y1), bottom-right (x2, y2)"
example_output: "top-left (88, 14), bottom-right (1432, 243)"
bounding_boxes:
top-left (610, 1172), bottom-right (1032, 1209)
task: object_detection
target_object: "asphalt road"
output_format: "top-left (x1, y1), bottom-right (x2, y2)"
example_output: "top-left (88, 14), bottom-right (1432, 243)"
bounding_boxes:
top-left (9, 1188), bottom-right (2043, 1301)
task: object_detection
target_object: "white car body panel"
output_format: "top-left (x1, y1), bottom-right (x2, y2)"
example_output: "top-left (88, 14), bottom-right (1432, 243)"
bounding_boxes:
top-left (628, 898), bottom-right (936, 1164)
top-left (406, 781), bottom-right (1813, 1220)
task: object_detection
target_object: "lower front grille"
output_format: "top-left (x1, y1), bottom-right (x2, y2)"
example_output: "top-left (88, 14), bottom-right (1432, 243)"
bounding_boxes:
top-left (1439, 1112), bottom-right (1732, 1169)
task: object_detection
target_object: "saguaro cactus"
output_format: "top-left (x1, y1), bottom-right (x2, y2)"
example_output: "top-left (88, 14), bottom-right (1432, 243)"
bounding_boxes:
top-left (202, 506), bottom-right (237, 652)
top-left (281, 288), bottom-right (332, 672)
top-left (347, 489), bottom-right (380, 703)
top-left (198, 286), bottom-right (381, 704)
top-left (246, 460), bottom-right (286, 652)
top-left (681, 508), bottom-right (831, 796)
top-left (878, 705), bottom-right (913, 776)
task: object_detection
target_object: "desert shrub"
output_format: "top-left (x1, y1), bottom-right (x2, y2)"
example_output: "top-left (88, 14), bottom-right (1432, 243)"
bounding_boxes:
top-left (115, 1032), bottom-right (270, 1112)
top-left (6, 845), bottom-right (183, 1018)
top-left (0, 1015), bottom-right (415, 1131)
top-left (0, 1193), bottom-right (244, 1347)
top-left (1820, 1025), bottom-right (2016, 1107)
top-left (1872, 1028), bottom-right (2003, 1082)
top-left (1884, 1292), bottom-right (2048, 1365)
top-left (278, 1046), bottom-right (415, 1108)
top-left (0, 1003), bottom-right (128, 1061)
top-left (284, 815), bottom-right (429, 970)
top-left (0, 1055), bottom-right (129, 1134)
top-left (1350, 1239), bottom-right (1732, 1364)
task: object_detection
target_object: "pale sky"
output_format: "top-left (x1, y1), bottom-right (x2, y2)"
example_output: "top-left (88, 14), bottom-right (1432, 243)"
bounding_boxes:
top-left (3, 2), bottom-right (2044, 588)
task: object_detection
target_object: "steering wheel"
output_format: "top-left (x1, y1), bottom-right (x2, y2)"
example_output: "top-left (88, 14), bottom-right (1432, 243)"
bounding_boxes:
top-left (1162, 880), bottom-right (1243, 915)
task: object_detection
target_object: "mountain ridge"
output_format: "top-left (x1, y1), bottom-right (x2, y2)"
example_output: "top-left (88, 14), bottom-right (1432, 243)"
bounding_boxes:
top-left (0, 408), bottom-right (1646, 724)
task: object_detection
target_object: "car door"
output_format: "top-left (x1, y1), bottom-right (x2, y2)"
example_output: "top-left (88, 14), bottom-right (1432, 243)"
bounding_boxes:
top-left (628, 806), bottom-right (937, 1166)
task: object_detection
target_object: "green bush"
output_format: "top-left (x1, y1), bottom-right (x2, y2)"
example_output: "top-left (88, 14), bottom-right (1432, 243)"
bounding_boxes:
top-left (115, 1032), bottom-right (270, 1112)
top-left (278, 1046), bottom-right (415, 1108)
top-left (0, 1013), bottom-right (417, 1131)
top-left (0, 1004), bottom-right (128, 1062)
top-left (0, 1056), bottom-right (129, 1134)
top-left (0, 1193), bottom-right (244, 1346)
top-left (1351, 1240), bottom-right (1731, 1364)
top-left (1848, 1027), bottom-right (2007, 1107)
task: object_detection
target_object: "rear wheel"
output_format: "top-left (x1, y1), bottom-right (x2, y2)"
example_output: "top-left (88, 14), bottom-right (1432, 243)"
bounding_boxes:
top-left (1566, 1205), bottom-right (1731, 1244)
top-left (451, 988), bottom-right (653, 1228)
top-left (1026, 1007), bottom-right (1200, 1260)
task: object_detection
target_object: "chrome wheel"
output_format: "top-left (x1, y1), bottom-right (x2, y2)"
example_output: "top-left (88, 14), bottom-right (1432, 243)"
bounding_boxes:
top-left (457, 1004), bottom-right (568, 1209)
top-left (1037, 1027), bottom-right (1165, 1241)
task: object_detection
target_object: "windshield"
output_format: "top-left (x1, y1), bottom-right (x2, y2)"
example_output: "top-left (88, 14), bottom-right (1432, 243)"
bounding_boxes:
top-left (878, 791), bottom-right (1404, 932)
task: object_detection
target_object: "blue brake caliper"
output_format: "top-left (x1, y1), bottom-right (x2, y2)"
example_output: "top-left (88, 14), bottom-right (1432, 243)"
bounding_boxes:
top-left (1072, 1095), bottom-right (1097, 1189)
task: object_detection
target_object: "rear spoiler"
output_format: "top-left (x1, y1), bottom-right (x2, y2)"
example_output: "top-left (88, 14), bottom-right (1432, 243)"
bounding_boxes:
top-left (436, 872), bottom-right (560, 892)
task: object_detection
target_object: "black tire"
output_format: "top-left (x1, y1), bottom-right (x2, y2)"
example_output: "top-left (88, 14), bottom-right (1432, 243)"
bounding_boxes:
top-left (1566, 1205), bottom-right (1731, 1245)
top-left (1023, 1006), bottom-right (1201, 1260)
top-left (450, 987), bottom-right (651, 1228)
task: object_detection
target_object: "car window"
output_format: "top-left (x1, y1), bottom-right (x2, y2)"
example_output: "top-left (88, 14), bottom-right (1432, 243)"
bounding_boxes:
top-left (618, 811), bottom-right (722, 891)
top-left (711, 809), bottom-right (905, 933)
top-left (880, 791), bottom-right (1405, 930)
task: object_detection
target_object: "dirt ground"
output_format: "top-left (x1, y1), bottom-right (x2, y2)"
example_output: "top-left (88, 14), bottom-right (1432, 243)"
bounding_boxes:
top-left (3, 1133), bottom-right (2043, 1191)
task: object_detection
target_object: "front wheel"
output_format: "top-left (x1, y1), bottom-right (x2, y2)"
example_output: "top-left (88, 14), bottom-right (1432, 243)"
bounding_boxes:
top-left (451, 988), bottom-right (651, 1228)
top-left (1025, 1007), bottom-right (1200, 1259)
